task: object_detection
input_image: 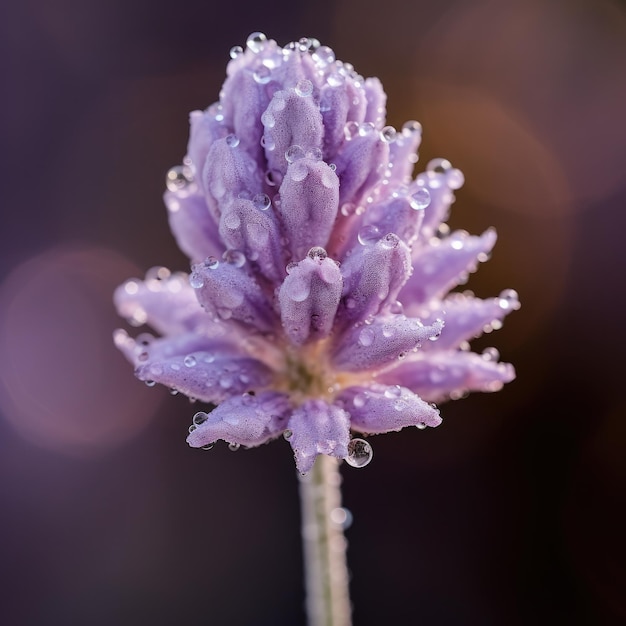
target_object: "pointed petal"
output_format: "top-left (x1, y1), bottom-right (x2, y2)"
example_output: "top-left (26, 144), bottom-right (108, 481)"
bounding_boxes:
top-left (333, 130), bottom-right (389, 206)
top-left (135, 350), bottom-right (273, 402)
top-left (165, 191), bottom-right (224, 263)
top-left (263, 88), bottom-right (324, 176)
top-left (203, 136), bottom-right (263, 218)
top-left (187, 391), bottom-right (291, 448)
top-left (411, 291), bottom-right (521, 351)
top-left (363, 77), bottom-right (386, 129)
top-left (278, 158), bottom-right (339, 259)
top-left (378, 351), bottom-right (516, 403)
top-left (190, 258), bottom-right (276, 332)
top-left (388, 123), bottom-right (422, 186)
top-left (332, 315), bottom-right (443, 373)
top-left (337, 234), bottom-right (412, 328)
top-left (218, 197), bottom-right (286, 284)
top-left (362, 192), bottom-right (425, 246)
top-left (278, 252), bottom-right (343, 345)
top-left (114, 271), bottom-right (207, 335)
top-left (287, 400), bottom-right (351, 474)
top-left (337, 383), bottom-right (441, 433)
top-left (400, 229), bottom-right (497, 306)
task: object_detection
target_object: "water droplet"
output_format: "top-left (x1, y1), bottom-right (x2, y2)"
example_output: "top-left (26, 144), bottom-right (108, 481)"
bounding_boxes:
top-left (217, 307), bottom-right (233, 320)
top-left (285, 144), bottom-right (306, 163)
top-left (184, 355), bottom-right (197, 368)
top-left (446, 168), bottom-right (465, 190)
top-left (353, 392), bottom-right (367, 408)
top-left (228, 442), bottom-right (241, 452)
top-left (193, 412), bottom-right (208, 426)
top-left (225, 134), bottom-right (240, 148)
top-left (265, 169), bottom-right (281, 186)
top-left (286, 262), bottom-right (299, 274)
top-left (410, 188), bottom-right (431, 210)
top-left (166, 166), bottom-right (194, 192)
top-left (427, 158), bottom-right (452, 174)
top-left (380, 233), bottom-right (400, 249)
top-left (329, 163), bottom-right (337, 172)
top-left (312, 45), bottom-right (335, 66)
top-left (344, 121), bottom-right (359, 140)
top-left (358, 122), bottom-right (375, 137)
top-left (229, 45), bottom-right (243, 59)
top-left (330, 507), bottom-right (353, 529)
top-left (389, 300), bottom-right (404, 315)
top-left (295, 79), bottom-right (313, 97)
top-left (307, 246), bottom-right (327, 261)
top-left (283, 429), bottom-right (293, 440)
top-left (252, 192), bottom-right (271, 211)
top-left (188, 424), bottom-right (196, 433)
top-left (380, 126), bottom-right (396, 143)
top-left (144, 380), bottom-right (156, 387)
top-left (307, 147), bottom-right (323, 161)
top-left (384, 385), bottom-right (402, 399)
top-left (498, 289), bottom-right (520, 310)
top-left (482, 347), bottom-right (500, 362)
top-left (261, 111), bottom-right (275, 128)
top-left (416, 422), bottom-right (427, 430)
top-left (402, 120), bottom-right (422, 135)
top-left (246, 32), bottom-right (267, 53)
top-left (170, 388), bottom-right (179, 395)
top-left (222, 249), bottom-right (246, 267)
top-left (290, 161), bottom-right (308, 182)
top-left (340, 202), bottom-right (355, 217)
top-left (253, 66), bottom-right (271, 84)
top-left (358, 225), bottom-right (381, 245)
top-left (201, 443), bottom-right (214, 451)
top-left (327, 72), bottom-right (344, 87)
top-left (358, 327), bottom-right (375, 347)
top-left (345, 438), bottom-right (373, 468)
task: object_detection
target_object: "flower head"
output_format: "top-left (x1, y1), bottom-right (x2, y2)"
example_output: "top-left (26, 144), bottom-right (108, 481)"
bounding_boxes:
top-left (114, 33), bottom-right (519, 474)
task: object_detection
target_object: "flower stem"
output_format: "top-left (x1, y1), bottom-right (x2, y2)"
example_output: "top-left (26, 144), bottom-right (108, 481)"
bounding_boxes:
top-left (299, 455), bottom-right (352, 626)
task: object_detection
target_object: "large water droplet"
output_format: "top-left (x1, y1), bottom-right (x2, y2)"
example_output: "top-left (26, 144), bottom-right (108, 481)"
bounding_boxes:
top-left (285, 144), bottom-right (306, 163)
top-left (447, 168), bottom-right (465, 190)
top-left (402, 120), bottom-right (422, 135)
top-left (203, 256), bottom-right (220, 270)
top-left (380, 233), bottom-right (400, 249)
top-left (498, 289), bottom-right (520, 310)
top-left (223, 249), bottom-right (246, 267)
top-left (426, 158), bottom-right (452, 174)
top-left (225, 134), bottom-right (240, 148)
top-left (307, 246), bottom-right (327, 261)
top-left (358, 225), bottom-right (381, 245)
top-left (312, 45), bottom-right (335, 66)
top-left (189, 273), bottom-right (204, 289)
top-left (295, 79), bottom-right (313, 97)
top-left (482, 347), bottom-right (500, 362)
top-left (229, 45), bottom-right (243, 59)
top-left (290, 161), bottom-right (308, 182)
top-left (228, 442), bottom-right (241, 452)
top-left (410, 188), bottom-right (431, 210)
top-left (184, 355), bottom-right (197, 368)
top-left (344, 121), bottom-right (359, 140)
top-left (246, 32), bottom-right (267, 53)
top-left (193, 412), bottom-right (208, 426)
top-left (253, 66), bottom-right (271, 84)
top-left (253, 193), bottom-right (271, 211)
top-left (345, 438), bottom-right (373, 468)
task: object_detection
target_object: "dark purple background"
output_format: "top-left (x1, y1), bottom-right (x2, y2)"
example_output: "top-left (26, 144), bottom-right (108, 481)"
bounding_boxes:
top-left (2, 1), bottom-right (626, 624)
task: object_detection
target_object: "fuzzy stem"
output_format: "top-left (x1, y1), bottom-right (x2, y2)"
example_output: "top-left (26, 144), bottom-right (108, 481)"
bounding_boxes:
top-left (299, 455), bottom-right (352, 626)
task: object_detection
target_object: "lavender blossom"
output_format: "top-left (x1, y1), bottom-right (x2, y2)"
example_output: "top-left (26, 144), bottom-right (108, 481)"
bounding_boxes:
top-left (114, 33), bottom-right (519, 474)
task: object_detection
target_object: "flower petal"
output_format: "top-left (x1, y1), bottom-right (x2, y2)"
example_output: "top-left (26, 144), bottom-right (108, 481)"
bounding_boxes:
top-left (379, 350), bottom-right (516, 403)
top-left (363, 192), bottom-right (425, 246)
top-left (411, 291), bottom-right (521, 351)
top-left (165, 191), bottom-right (224, 263)
top-left (263, 88), bottom-right (324, 176)
top-left (278, 252), bottom-right (343, 345)
top-left (287, 400), bottom-right (351, 474)
top-left (388, 123), bottom-right (422, 186)
top-left (400, 229), bottom-right (497, 306)
top-left (187, 391), bottom-right (292, 448)
top-left (363, 77), bottom-right (386, 129)
top-left (332, 315), bottom-right (443, 373)
top-left (337, 234), bottom-right (412, 328)
top-left (190, 258), bottom-right (276, 332)
top-left (278, 158), bottom-right (339, 259)
top-left (337, 383), bottom-right (441, 433)
top-left (114, 271), bottom-right (207, 335)
top-left (218, 197), bottom-right (286, 283)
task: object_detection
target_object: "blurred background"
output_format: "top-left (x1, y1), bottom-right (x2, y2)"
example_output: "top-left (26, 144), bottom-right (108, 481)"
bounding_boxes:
top-left (1, 0), bottom-right (625, 624)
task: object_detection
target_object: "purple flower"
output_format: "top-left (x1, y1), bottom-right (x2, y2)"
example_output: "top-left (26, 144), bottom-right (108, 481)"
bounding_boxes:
top-left (114, 34), bottom-right (519, 474)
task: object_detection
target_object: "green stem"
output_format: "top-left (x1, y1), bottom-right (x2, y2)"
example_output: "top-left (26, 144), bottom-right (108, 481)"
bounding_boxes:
top-left (299, 455), bottom-right (352, 626)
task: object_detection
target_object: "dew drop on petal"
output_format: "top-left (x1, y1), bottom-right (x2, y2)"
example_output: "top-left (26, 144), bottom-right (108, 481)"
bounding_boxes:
top-left (402, 120), bottom-right (422, 135)
top-left (358, 327), bottom-right (375, 347)
top-left (228, 442), bottom-right (241, 452)
top-left (416, 422), bottom-right (427, 430)
top-left (307, 246), bottom-right (327, 261)
top-left (286, 261), bottom-right (299, 274)
top-left (225, 134), bottom-right (240, 148)
top-left (345, 438), bottom-right (373, 468)
top-left (482, 347), bottom-right (500, 362)
top-left (380, 233), bottom-right (400, 249)
top-left (358, 225), bottom-right (381, 246)
top-left (353, 392), bottom-right (367, 408)
top-left (290, 161), bottom-right (308, 182)
top-left (229, 45), bottom-right (243, 59)
top-left (189, 273), bottom-right (204, 289)
top-left (380, 126), bottom-right (396, 143)
top-left (447, 168), bottom-right (465, 190)
top-left (222, 249), bottom-right (246, 267)
top-left (253, 66), bottom-right (271, 84)
top-left (295, 79), bottom-right (313, 97)
top-left (201, 443), bottom-right (214, 451)
top-left (144, 380), bottom-right (156, 387)
top-left (384, 385), bottom-right (402, 399)
top-left (498, 289), bottom-right (520, 310)
top-left (193, 412), bottom-right (208, 426)
top-left (184, 355), bottom-right (197, 368)
top-left (312, 45), bottom-right (335, 66)
top-left (285, 144), bottom-right (306, 163)
top-left (246, 32), bottom-right (267, 53)
top-left (283, 429), bottom-right (293, 440)
top-left (427, 158), bottom-right (452, 174)
top-left (344, 121), bottom-right (359, 140)
top-left (410, 188), bottom-right (431, 210)
top-left (253, 193), bottom-right (271, 211)
top-left (166, 166), bottom-right (194, 192)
